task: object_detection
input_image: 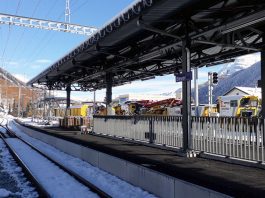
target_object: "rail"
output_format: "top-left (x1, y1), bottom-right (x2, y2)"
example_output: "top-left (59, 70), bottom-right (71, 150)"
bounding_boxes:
top-left (0, 122), bottom-right (111, 198)
top-left (0, 129), bottom-right (48, 197)
top-left (93, 115), bottom-right (265, 164)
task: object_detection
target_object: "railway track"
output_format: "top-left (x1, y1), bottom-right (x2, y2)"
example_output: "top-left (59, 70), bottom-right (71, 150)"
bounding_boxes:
top-left (0, 119), bottom-right (112, 198)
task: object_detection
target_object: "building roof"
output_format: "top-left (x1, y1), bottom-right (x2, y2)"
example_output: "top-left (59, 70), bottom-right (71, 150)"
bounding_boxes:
top-left (224, 86), bottom-right (261, 98)
top-left (27, 0), bottom-right (265, 91)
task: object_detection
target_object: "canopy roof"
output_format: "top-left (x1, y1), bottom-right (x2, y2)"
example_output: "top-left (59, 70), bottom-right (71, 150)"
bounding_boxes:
top-left (28, 0), bottom-right (265, 91)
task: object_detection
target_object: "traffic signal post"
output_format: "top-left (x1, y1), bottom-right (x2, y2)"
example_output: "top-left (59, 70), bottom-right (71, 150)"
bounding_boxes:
top-left (208, 72), bottom-right (218, 115)
top-left (212, 72), bottom-right (218, 85)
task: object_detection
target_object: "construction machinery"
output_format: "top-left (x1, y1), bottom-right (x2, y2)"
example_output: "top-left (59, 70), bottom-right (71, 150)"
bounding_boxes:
top-left (218, 95), bottom-right (260, 117)
top-left (140, 98), bottom-right (182, 115)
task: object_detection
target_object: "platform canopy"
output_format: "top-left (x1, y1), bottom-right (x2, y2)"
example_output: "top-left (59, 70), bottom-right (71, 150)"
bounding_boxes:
top-left (27, 0), bottom-right (265, 91)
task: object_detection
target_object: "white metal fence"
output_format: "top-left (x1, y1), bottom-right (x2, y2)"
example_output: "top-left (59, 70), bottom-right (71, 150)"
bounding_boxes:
top-left (93, 116), bottom-right (183, 148)
top-left (93, 115), bottom-right (265, 163)
top-left (192, 117), bottom-right (265, 163)
top-left (94, 116), bottom-right (149, 142)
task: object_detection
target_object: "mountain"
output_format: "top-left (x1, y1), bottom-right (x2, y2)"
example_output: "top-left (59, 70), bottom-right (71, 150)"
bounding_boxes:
top-left (218, 59), bottom-right (251, 76)
top-left (0, 67), bottom-right (40, 116)
top-left (218, 53), bottom-right (260, 77)
top-left (0, 67), bottom-right (25, 86)
top-left (196, 61), bottom-right (261, 104)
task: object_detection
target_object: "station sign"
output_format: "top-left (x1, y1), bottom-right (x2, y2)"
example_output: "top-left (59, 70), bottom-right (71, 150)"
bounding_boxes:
top-left (175, 71), bottom-right (193, 82)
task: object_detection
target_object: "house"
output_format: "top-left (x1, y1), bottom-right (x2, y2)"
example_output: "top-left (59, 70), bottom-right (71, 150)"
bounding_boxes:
top-left (223, 86), bottom-right (261, 98)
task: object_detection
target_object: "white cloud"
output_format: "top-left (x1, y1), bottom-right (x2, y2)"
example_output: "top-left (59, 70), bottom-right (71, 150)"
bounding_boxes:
top-left (13, 74), bottom-right (29, 83)
top-left (30, 64), bottom-right (43, 69)
top-left (35, 59), bottom-right (51, 64)
top-left (7, 61), bottom-right (19, 66)
top-left (198, 71), bottom-right (209, 78)
top-left (236, 52), bottom-right (260, 66)
top-left (113, 80), bottom-right (176, 91)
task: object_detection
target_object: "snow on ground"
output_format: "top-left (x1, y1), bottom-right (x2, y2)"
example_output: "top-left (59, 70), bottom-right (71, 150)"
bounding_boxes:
top-left (9, 120), bottom-right (157, 198)
top-left (6, 138), bottom-right (99, 198)
top-left (18, 117), bottom-right (59, 128)
top-left (0, 138), bottom-right (38, 198)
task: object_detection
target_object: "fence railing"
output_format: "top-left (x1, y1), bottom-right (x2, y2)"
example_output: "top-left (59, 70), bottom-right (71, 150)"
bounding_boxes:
top-left (93, 115), bottom-right (183, 148)
top-left (93, 115), bottom-right (265, 164)
top-left (192, 117), bottom-right (265, 163)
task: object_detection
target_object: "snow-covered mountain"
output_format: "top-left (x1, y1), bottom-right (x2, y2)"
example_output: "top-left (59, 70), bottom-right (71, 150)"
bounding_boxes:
top-left (197, 61), bottom-right (261, 104)
top-left (0, 67), bottom-right (25, 86)
top-left (154, 54), bottom-right (261, 104)
top-left (218, 53), bottom-right (260, 76)
top-left (160, 89), bottom-right (182, 98)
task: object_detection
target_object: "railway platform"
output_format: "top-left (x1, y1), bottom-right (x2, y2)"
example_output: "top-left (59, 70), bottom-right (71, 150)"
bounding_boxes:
top-left (17, 121), bottom-right (265, 198)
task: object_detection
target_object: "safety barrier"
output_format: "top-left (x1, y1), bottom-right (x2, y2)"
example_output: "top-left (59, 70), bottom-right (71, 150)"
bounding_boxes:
top-left (192, 117), bottom-right (265, 163)
top-left (93, 115), bottom-right (183, 148)
top-left (93, 115), bottom-right (265, 164)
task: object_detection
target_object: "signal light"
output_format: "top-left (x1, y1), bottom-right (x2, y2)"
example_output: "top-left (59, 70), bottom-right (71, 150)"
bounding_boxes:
top-left (212, 72), bottom-right (218, 85)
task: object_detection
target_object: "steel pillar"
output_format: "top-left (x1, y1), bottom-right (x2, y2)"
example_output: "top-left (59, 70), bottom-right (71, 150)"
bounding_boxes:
top-left (105, 72), bottom-right (113, 115)
top-left (261, 49), bottom-right (265, 118)
top-left (182, 36), bottom-right (192, 154)
top-left (194, 67), bottom-right (199, 116)
top-left (43, 90), bottom-right (46, 119)
top-left (66, 85), bottom-right (71, 108)
top-left (18, 87), bottom-right (21, 117)
top-left (93, 91), bottom-right (96, 114)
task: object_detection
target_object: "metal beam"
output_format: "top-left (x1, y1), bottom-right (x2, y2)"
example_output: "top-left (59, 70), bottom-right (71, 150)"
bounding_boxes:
top-left (137, 19), bottom-right (182, 40)
top-left (0, 12), bottom-right (97, 36)
top-left (193, 40), bottom-right (260, 51)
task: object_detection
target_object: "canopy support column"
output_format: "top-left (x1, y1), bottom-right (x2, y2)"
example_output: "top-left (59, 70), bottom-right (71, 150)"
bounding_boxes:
top-left (106, 72), bottom-right (113, 115)
top-left (181, 23), bottom-right (194, 157)
top-left (66, 85), bottom-right (71, 108)
top-left (261, 48), bottom-right (265, 118)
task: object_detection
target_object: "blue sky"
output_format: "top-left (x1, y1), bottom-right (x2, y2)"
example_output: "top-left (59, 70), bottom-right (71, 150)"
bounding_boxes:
top-left (0, 0), bottom-right (261, 101)
top-left (0, 0), bottom-right (134, 78)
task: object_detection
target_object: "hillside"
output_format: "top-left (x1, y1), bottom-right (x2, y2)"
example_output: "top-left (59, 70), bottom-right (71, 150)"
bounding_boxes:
top-left (0, 67), bottom-right (40, 116)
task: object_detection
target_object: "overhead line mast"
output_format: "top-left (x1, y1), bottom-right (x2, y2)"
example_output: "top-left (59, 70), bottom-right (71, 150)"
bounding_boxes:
top-left (0, 12), bottom-right (97, 36)
top-left (65, 0), bottom-right (71, 23)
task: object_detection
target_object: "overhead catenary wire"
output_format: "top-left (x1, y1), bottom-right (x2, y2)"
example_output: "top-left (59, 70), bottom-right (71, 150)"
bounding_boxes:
top-left (3, 0), bottom-right (41, 70)
top-left (1, 0), bottom-right (22, 65)
top-left (0, 0), bottom-right (23, 109)
top-left (6, 0), bottom-right (59, 65)
top-left (2, 0), bottom-right (93, 83)
top-left (20, 2), bottom-right (69, 72)
top-left (22, 0), bottom-right (89, 72)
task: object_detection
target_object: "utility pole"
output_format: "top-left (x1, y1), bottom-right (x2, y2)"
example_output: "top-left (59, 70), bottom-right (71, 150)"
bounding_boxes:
top-left (208, 72), bottom-right (219, 116)
top-left (43, 89), bottom-right (46, 120)
top-left (5, 71), bottom-right (7, 110)
top-left (194, 67), bottom-right (199, 116)
top-left (93, 91), bottom-right (96, 114)
top-left (18, 86), bottom-right (21, 117)
top-left (65, 0), bottom-right (71, 31)
top-left (31, 88), bottom-right (34, 121)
